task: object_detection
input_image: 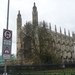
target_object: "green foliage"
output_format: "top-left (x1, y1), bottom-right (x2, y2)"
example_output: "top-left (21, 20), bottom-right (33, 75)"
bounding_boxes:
top-left (39, 51), bottom-right (53, 64)
top-left (37, 21), bottom-right (61, 64)
top-left (7, 54), bottom-right (17, 65)
top-left (23, 21), bottom-right (61, 64)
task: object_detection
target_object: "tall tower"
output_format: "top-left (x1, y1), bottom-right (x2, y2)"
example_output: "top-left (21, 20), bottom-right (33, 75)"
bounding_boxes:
top-left (32, 2), bottom-right (38, 24)
top-left (17, 11), bottom-right (22, 65)
top-left (32, 2), bottom-right (39, 53)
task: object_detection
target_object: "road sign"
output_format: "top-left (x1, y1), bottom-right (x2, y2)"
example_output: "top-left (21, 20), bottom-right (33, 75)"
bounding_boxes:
top-left (4, 47), bottom-right (10, 54)
top-left (3, 30), bottom-right (12, 40)
top-left (2, 29), bottom-right (12, 60)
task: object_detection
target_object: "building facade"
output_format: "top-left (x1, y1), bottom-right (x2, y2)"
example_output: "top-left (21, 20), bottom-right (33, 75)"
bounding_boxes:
top-left (17, 3), bottom-right (75, 65)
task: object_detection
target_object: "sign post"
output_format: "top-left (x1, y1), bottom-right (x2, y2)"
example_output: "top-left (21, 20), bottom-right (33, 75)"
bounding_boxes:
top-left (2, 29), bottom-right (12, 75)
top-left (2, 0), bottom-right (11, 75)
top-left (2, 29), bottom-right (12, 60)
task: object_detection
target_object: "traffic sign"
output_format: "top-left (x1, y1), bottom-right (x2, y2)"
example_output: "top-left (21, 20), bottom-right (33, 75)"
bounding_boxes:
top-left (3, 30), bottom-right (12, 40)
top-left (2, 29), bottom-right (12, 60)
top-left (4, 47), bottom-right (10, 54)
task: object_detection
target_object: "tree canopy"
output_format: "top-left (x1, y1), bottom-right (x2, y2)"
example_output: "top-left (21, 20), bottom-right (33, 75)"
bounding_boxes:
top-left (32, 21), bottom-right (61, 64)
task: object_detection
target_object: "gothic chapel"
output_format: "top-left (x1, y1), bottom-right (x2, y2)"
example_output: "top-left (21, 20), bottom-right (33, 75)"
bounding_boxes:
top-left (17, 3), bottom-right (75, 65)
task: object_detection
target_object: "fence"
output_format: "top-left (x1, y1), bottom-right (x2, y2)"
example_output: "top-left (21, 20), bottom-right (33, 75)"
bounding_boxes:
top-left (0, 63), bottom-right (75, 75)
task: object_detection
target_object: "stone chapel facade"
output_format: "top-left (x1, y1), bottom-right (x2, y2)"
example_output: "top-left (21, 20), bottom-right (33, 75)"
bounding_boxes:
top-left (17, 3), bottom-right (75, 65)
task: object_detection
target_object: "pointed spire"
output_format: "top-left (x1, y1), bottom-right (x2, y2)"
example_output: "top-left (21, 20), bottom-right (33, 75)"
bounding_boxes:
top-left (32, 2), bottom-right (38, 24)
top-left (60, 27), bottom-right (62, 34)
top-left (33, 2), bottom-right (37, 13)
top-left (43, 20), bottom-right (45, 28)
top-left (49, 23), bottom-right (51, 31)
top-left (18, 10), bottom-right (20, 14)
top-left (34, 2), bottom-right (35, 6)
top-left (17, 10), bottom-right (22, 28)
top-left (64, 28), bottom-right (66, 35)
top-left (72, 31), bottom-right (74, 37)
top-left (17, 10), bottom-right (21, 18)
top-left (68, 30), bottom-right (70, 36)
top-left (55, 25), bottom-right (57, 32)
top-left (18, 10), bottom-right (21, 15)
top-left (33, 2), bottom-right (36, 8)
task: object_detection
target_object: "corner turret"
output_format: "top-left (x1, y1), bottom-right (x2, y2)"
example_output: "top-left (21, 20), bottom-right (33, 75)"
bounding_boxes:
top-left (17, 10), bottom-right (22, 28)
top-left (32, 3), bottom-right (39, 53)
top-left (32, 2), bottom-right (38, 24)
top-left (17, 10), bottom-right (22, 65)
top-left (60, 27), bottom-right (62, 34)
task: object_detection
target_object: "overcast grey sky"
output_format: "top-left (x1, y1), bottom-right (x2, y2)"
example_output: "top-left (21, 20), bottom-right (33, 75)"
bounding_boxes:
top-left (0, 0), bottom-right (75, 55)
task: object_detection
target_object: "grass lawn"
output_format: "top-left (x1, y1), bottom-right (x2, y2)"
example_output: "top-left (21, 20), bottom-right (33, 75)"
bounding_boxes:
top-left (10, 68), bottom-right (75, 75)
top-left (21, 69), bottom-right (75, 75)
